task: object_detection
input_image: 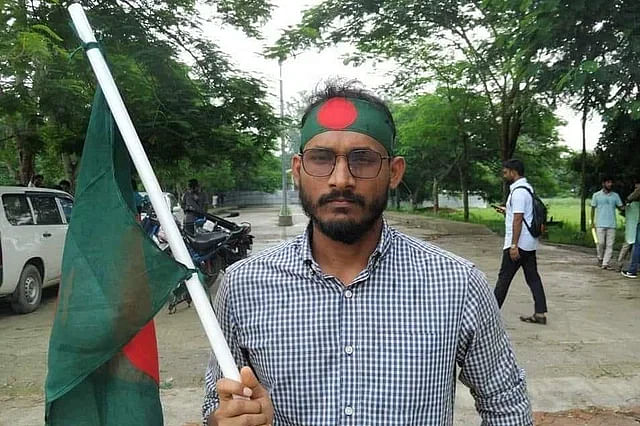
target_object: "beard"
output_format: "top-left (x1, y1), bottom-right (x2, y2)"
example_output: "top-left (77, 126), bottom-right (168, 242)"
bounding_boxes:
top-left (299, 185), bottom-right (388, 245)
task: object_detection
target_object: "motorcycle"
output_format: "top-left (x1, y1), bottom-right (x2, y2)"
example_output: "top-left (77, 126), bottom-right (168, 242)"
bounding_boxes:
top-left (140, 205), bottom-right (253, 313)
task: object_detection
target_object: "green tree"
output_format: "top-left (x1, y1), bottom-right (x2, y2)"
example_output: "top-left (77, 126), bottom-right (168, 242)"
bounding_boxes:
top-left (595, 111), bottom-right (640, 196)
top-left (1, 0), bottom-right (279, 191)
top-left (270, 0), bottom-right (547, 198)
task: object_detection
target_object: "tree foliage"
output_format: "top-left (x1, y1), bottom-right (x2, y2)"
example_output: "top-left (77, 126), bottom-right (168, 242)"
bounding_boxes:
top-left (0, 0), bottom-right (280, 192)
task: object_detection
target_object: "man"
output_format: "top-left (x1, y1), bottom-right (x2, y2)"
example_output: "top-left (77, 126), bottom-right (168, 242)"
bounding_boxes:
top-left (493, 160), bottom-right (547, 325)
top-left (182, 178), bottom-right (205, 235)
top-left (202, 83), bottom-right (532, 425)
top-left (28, 174), bottom-right (44, 187)
top-left (58, 179), bottom-right (72, 194)
top-left (618, 179), bottom-right (640, 271)
top-left (591, 177), bottom-right (624, 269)
top-left (622, 179), bottom-right (640, 278)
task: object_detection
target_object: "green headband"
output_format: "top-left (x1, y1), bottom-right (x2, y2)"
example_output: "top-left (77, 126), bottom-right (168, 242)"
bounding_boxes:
top-left (300, 97), bottom-right (395, 154)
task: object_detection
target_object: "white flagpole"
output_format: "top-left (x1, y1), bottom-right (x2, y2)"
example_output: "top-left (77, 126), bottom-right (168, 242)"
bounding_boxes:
top-left (68, 3), bottom-right (240, 382)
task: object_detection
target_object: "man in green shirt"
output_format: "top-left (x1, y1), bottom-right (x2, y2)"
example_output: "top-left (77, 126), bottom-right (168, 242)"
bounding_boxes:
top-left (591, 177), bottom-right (624, 269)
top-left (618, 179), bottom-right (640, 270)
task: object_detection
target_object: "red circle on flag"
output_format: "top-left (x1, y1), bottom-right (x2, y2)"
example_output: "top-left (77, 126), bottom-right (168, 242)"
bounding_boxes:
top-left (317, 98), bottom-right (358, 129)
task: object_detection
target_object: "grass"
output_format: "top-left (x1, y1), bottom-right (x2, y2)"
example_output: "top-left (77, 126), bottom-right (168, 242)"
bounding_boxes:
top-left (396, 197), bottom-right (626, 248)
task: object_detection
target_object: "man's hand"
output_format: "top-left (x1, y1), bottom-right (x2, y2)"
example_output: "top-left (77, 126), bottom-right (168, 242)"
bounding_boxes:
top-left (509, 246), bottom-right (520, 261)
top-left (493, 205), bottom-right (506, 215)
top-left (211, 367), bottom-right (274, 426)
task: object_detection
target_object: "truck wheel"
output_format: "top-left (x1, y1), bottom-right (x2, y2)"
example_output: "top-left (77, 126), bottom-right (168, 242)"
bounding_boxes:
top-left (10, 264), bottom-right (43, 314)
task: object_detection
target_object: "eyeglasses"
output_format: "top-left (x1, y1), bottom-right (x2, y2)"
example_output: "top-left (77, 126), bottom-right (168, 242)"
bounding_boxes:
top-left (301, 148), bottom-right (391, 179)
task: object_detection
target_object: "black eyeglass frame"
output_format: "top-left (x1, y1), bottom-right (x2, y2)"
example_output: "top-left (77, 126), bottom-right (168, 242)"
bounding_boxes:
top-left (300, 148), bottom-right (392, 179)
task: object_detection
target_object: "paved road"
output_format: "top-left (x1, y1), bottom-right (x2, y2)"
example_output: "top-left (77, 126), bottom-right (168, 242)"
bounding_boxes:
top-left (1, 205), bottom-right (638, 425)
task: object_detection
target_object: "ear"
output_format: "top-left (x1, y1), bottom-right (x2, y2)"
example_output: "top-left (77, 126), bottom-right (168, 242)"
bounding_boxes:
top-left (291, 154), bottom-right (302, 189)
top-left (388, 156), bottom-right (406, 190)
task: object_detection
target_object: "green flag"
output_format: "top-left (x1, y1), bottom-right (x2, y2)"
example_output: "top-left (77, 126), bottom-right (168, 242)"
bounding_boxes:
top-left (45, 89), bottom-right (192, 425)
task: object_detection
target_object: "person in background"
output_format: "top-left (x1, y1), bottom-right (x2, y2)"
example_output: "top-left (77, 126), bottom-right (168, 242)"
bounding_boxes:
top-left (622, 178), bottom-right (640, 278)
top-left (58, 179), bottom-right (72, 194)
top-left (591, 177), bottom-right (624, 270)
top-left (28, 174), bottom-right (44, 187)
top-left (131, 179), bottom-right (145, 221)
top-left (182, 178), bottom-right (205, 235)
top-left (493, 159), bottom-right (548, 325)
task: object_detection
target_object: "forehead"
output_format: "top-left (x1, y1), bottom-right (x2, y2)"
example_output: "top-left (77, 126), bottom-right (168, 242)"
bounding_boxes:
top-left (305, 130), bottom-right (387, 154)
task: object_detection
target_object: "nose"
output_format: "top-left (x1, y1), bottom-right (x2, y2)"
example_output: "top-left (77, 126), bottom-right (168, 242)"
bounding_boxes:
top-left (327, 155), bottom-right (356, 189)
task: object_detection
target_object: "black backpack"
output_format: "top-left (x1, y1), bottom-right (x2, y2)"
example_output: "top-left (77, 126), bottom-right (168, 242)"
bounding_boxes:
top-left (511, 186), bottom-right (548, 238)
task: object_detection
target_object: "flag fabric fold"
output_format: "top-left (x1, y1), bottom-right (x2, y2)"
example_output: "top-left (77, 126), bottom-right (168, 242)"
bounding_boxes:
top-left (45, 89), bottom-right (192, 425)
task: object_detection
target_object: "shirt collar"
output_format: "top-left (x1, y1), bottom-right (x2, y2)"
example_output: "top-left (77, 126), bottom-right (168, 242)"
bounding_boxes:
top-left (511, 177), bottom-right (527, 187)
top-left (300, 218), bottom-right (394, 273)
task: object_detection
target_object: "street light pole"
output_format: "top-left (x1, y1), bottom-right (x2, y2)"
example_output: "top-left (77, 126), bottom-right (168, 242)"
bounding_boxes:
top-left (278, 60), bottom-right (293, 226)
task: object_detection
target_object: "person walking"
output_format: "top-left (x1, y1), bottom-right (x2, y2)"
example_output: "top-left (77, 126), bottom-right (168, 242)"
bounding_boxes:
top-left (591, 177), bottom-right (624, 269)
top-left (618, 179), bottom-right (640, 270)
top-left (622, 179), bottom-right (640, 278)
top-left (493, 159), bottom-right (548, 325)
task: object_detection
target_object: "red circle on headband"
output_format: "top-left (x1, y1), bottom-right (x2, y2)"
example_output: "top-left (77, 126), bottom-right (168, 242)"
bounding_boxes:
top-left (317, 98), bottom-right (358, 129)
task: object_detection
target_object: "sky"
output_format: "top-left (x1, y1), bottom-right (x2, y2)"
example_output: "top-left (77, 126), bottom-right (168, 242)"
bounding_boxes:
top-left (203, 0), bottom-right (602, 152)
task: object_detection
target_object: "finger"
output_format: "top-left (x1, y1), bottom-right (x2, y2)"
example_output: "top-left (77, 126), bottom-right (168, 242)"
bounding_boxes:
top-left (240, 366), bottom-right (260, 390)
top-left (218, 399), bottom-right (263, 417)
top-left (213, 412), bottom-right (268, 426)
top-left (217, 378), bottom-right (254, 401)
top-left (240, 367), bottom-right (269, 399)
top-left (238, 414), bottom-right (269, 426)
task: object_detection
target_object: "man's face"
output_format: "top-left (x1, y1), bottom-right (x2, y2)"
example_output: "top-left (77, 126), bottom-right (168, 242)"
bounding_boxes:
top-left (292, 130), bottom-right (405, 244)
top-left (502, 168), bottom-right (517, 184)
top-left (603, 180), bottom-right (613, 190)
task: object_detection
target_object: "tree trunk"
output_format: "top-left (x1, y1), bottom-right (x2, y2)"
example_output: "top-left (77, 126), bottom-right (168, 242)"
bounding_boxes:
top-left (460, 135), bottom-right (470, 222)
top-left (411, 187), bottom-right (422, 210)
top-left (62, 152), bottom-right (80, 191)
top-left (580, 101), bottom-right (588, 233)
top-left (500, 107), bottom-right (524, 200)
top-left (432, 177), bottom-right (439, 215)
top-left (17, 136), bottom-right (35, 186)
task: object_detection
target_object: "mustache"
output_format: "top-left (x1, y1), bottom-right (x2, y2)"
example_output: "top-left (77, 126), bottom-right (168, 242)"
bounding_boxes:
top-left (318, 190), bottom-right (365, 207)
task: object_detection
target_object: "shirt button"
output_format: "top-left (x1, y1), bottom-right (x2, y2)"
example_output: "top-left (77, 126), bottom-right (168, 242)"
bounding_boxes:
top-left (344, 406), bottom-right (354, 416)
top-left (344, 345), bottom-right (354, 355)
top-left (344, 289), bottom-right (353, 299)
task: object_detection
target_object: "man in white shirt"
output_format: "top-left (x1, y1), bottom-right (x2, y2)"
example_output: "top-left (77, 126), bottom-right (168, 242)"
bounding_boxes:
top-left (493, 159), bottom-right (547, 325)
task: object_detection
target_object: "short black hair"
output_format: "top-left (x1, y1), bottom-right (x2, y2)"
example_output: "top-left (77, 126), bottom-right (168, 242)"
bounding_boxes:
top-left (188, 178), bottom-right (199, 189)
top-left (601, 175), bottom-right (613, 183)
top-left (502, 159), bottom-right (525, 176)
top-left (59, 179), bottom-right (70, 186)
top-left (300, 78), bottom-right (396, 145)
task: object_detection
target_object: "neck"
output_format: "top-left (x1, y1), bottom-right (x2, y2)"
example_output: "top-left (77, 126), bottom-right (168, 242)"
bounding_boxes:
top-left (603, 187), bottom-right (610, 193)
top-left (311, 217), bottom-right (383, 285)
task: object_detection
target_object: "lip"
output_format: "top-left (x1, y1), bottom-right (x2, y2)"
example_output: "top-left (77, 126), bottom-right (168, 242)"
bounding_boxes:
top-left (326, 199), bottom-right (354, 207)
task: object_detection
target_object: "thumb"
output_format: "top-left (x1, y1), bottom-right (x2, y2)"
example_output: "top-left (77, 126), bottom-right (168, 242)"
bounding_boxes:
top-left (240, 366), bottom-right (264, 395)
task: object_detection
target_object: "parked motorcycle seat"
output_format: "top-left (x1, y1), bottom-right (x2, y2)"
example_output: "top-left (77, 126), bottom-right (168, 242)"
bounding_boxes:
top-left (188, 231), bottom-right (228, 252)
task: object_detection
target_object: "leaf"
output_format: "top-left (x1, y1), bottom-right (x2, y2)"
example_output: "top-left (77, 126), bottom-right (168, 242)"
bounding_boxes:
top-left (580, 60), bottom-right (598, 73)
top-left (31, 24), bottom-right (64, 42)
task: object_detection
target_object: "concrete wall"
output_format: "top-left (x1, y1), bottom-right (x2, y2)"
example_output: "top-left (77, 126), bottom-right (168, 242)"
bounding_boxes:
top-left (421, 193), bottom-right (488, 209)
top-left (223, 190), bottom-right (300, 206)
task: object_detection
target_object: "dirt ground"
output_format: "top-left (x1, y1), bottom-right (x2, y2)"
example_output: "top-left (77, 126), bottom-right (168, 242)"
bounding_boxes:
top-left (1, 206), bottom-right (639, 425)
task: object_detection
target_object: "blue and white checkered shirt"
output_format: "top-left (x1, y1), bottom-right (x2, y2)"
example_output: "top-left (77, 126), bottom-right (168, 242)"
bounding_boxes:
top-left (202, 221), bottom-right (532, 425)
